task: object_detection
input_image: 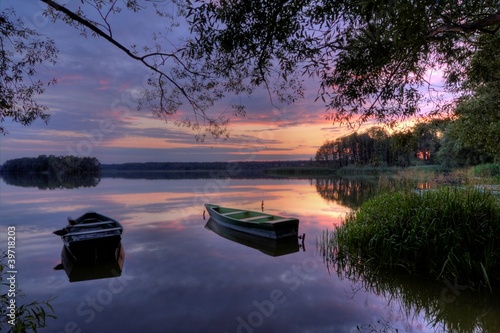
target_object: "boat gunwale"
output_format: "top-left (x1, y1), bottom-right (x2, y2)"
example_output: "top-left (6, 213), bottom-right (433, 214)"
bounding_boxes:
top-left (57, 212), bottom-right (124, 245)
top-left (67, 221), bottom-right (117, 228)
top-left (205, 203), bottom-right (299, 236)
top-left (206, 204), bottom-right (296, 223)
top-left (63, 227), bottom-right (123, 238)
top-left (73, 212), bottom-right (122, 225)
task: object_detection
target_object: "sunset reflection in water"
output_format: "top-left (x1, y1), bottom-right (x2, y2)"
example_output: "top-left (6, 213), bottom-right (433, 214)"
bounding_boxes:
top-left (2, 176), bottom-right (499, 333)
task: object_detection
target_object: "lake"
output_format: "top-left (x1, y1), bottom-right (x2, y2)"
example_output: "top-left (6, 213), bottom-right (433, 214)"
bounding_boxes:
top-left (1, 175), bottom-right (499, 333)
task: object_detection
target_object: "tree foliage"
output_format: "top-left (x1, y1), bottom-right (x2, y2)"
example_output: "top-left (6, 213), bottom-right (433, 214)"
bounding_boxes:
top-left (1, 155), bottom-right (100, 174)
top-left (0, 155), bottom-right (101, 189)
top-left (3, 1), bottom-right (500, 136)
top-left (444, 31), bottom-right (500, 162)
top-left (315, 121), bottom-right (446, 167)
top-left (41, 0), bottom-right (248, 140)
top-left (186, 0), bottom-right (500, 125)
top-left (0, 8), bottom-right (58, 134)
top-left (451, 88), bottom-right (500, 162)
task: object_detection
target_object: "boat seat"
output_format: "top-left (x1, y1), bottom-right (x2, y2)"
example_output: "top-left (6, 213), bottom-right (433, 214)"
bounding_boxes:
top-left (240, 215), bottom-right (269, 222)
top-left (221, 211), bottom-right (245, 216)
top-left (64, 227), bottom-right (122, 237)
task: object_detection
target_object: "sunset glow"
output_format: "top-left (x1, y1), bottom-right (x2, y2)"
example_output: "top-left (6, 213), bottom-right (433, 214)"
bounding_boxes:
top-left (0, 1), bottom-right (439, 165)
top-left (0, 1), bottom-right (363, 164)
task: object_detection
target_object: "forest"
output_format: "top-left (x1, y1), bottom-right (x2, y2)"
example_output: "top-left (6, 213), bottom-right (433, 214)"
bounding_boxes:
top-left (0, 155), bottom-right (101, 189)
top-left (314, 120), bottom-right (496, 168)
top-left (0, 155), bottom-right (100, 174)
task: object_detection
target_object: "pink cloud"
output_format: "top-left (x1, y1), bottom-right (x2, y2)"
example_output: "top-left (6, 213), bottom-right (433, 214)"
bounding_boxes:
top-left (97, 78), bottom-right (111, 91)
top-left (57, 74), bottom-right (85, 84)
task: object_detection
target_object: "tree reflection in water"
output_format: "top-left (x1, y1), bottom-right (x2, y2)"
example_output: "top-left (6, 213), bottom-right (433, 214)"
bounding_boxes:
top-left (1, 172), bottom-right (100, 190)
top-left (314, 177), bottom-right (379, 209)
top-left (317, 230), bottom-right (500, 333)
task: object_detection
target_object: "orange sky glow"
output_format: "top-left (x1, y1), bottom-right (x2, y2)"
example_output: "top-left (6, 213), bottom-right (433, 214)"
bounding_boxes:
top-left (0, 1), bottom-right (444, 165)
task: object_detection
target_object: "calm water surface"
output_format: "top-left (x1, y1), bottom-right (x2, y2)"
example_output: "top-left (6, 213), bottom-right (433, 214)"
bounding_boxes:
top-left (1, 176), bottom-right (499, 333)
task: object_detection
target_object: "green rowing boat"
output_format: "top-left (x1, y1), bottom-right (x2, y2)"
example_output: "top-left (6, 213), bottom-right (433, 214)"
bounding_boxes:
top-left (204, 204), bottom-right (299, 239)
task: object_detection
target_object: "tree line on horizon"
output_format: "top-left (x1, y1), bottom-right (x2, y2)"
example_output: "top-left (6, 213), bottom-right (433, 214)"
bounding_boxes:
top-left (315, 119), bottom-right (496, 168)
top-left (0, 155), bottom-right (101, 189)
top-left (0, 155), bottom-right (100, 175)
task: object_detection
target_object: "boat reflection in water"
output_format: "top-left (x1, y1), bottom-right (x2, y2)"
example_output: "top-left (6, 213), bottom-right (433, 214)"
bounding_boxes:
top-left (205, 218), bottom-right (304, 257)
top-left (54, 242), bottom-right (125, 283)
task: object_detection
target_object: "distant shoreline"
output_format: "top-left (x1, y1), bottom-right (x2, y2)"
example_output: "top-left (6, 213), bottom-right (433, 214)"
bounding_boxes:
top-left (100, 160), bottom-right (314, 170)
top-left (99, 160), bottom-right (316, 179)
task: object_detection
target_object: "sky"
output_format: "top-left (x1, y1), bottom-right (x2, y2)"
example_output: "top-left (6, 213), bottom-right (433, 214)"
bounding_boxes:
top-left (0, 1), bottom-right (378, 164)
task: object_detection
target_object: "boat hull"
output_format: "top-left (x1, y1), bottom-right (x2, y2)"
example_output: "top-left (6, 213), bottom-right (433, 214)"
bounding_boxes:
top-left (205, 204), bottom-right (299, 239)
top-left (64, 234), bottom-right (122, 262)
top-left (55, 212), bottom-right (123, 262)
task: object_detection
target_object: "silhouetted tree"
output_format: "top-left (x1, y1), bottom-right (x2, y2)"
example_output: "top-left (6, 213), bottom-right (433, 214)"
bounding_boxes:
top-left (0, 8), bottom-right (57, 134)
top-left (186, 0), bottom-right (500, 126)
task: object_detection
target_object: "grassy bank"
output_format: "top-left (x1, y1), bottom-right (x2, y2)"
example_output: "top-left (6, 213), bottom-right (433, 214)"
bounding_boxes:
top-left (333, 186), bottom-right (500, 291)
top-left (396, 164), bottom-right (500, 185)
top-left (264, 166), bottom-right (335, 177)
top-left (471, 163), bottom-right (500, 179)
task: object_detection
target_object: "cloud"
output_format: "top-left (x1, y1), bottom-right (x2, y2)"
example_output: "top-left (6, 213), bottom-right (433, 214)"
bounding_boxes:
top-left (0, 0), bottom-right (353, 164)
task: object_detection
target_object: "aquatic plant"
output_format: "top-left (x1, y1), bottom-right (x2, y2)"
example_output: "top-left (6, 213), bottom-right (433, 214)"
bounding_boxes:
top-left (318, 230), bottom-right (500, 333)
top-left (0, 252), bottom-right (56, 332)
top-left (332, 187), bottom-right (500, 290)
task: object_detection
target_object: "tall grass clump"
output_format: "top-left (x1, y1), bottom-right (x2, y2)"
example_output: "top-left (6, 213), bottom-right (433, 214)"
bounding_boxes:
top-left (471, 163), bottom-right (500, 178)
top-left (335, 187), bottom-right (500, 290)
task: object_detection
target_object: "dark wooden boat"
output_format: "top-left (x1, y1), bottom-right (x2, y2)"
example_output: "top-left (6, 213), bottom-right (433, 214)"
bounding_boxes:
top-left (204, 204), bottom-right (299, 239)
top-left (205, 218), bottom-right (300, 256)
top-left (53, 212), bottom-right (123, 261)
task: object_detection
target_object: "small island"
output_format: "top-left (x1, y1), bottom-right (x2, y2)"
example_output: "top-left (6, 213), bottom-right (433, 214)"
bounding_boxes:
top-left (0, 155), bottom-right (101, 189)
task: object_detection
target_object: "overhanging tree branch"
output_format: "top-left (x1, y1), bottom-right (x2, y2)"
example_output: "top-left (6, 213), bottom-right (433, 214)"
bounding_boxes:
top-left (0, 7), bottom-right (58, 134)
top-left (41, 0), bottom-right (141, 61)
top-left (9, 0), bottom-right (500, 136)
top-left (40, 0), bottom-right (232, 140)
top-left (429, 12), bottom-right (500, 37)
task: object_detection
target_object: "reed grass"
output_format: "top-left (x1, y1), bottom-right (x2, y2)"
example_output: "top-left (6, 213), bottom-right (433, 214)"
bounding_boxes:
top-left (471, 163), bottom-right (500, 178)
top-left (334, 186), bottom-right (500, 290)
top-left (317, 231), bottom-right (500, 333)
